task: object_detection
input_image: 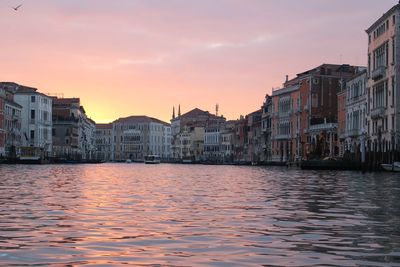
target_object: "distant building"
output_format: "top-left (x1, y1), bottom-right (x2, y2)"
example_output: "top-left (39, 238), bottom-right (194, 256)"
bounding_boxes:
top-left (0, 92), bottom-right (5, 157)
top-left (345, 69), bottom-right (368, 153)
top-left (52, 97), bottom-right (95, 160)
top-left (271, 83), bottom-right (300, 162)
top-left (95, 123), bottom-right (113, 161)
top-left (233, 116), bottom-right (248, 163)
top-left (0, 83), bottom-right (22, 158)
top-left (337, 85), bottom-right (347, 157)
top-left (112, 116), bottom-right (171, 161)
top-left (170, 107), bottom-right (226, 162)
top-left (366, 3), bottom-right (400, 152)
top-left (261, 95), bottom-right (273, 162)
top-left (246, 109), bottom-right (263, 163)
top-left (220, 120), bottom-right (235, 163)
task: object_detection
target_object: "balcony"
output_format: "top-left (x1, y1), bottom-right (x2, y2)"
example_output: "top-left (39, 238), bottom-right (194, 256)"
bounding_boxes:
top-left (370, 107), bottom-right (385, 119)
top-left (309, 123), bottom-right (337, 133)
top-left (371, 66), bottom-right (386, 81)
top-left (347, 128), bottom-right (362, 138)
top-left (274, 134), bottom-right (291, 140)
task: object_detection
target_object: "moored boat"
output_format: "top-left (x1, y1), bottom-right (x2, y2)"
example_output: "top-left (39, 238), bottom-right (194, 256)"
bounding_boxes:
top-left (144, 155), bottom-right (161, 164)
top-left (381, 162), bottom-right (400, 172)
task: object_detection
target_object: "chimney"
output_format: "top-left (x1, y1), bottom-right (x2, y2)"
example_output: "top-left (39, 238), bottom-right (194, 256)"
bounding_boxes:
top-left (285, 75), bottom-right (289, 83)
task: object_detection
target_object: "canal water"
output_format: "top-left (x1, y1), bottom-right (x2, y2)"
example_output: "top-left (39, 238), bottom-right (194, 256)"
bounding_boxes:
top-left (0, 164), bottom-right (399, 266)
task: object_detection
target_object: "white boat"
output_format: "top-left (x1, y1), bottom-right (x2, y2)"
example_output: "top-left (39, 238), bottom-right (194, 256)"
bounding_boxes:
top-left (126, 159), bottom-right (132, 163)
top-left (381, 162), bottom-right (400, 172)
top-left (144, 155), bottom-right (161, 164)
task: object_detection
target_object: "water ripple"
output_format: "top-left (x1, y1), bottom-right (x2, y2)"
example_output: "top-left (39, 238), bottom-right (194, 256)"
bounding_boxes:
top-left (0, 164), bottom-right (399, 266)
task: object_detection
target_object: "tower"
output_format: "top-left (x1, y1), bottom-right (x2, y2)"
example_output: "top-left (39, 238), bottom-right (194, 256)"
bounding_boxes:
top-left (172, 106), bottom-right (175, 119)
top-left (178, 104), bottom-right (181, 117)
top-left (216, 104), bottom-right (219, 116)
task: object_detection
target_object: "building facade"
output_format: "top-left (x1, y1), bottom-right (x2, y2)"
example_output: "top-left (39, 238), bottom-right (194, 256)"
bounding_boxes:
top-left (112, 116), bottom-right (171, 161)
top-left (261, 95), bottom-right (273, 162)
top-left (171, 108), bottom-right (226, 162)
top-left (95, 123), bottom-right (113, 161)
top-left (52, 98), bottom-right (95, 160)
top-left (366, 4), bottom-right (400, 153)
top-left (345, 70), bottom-right (368, 153)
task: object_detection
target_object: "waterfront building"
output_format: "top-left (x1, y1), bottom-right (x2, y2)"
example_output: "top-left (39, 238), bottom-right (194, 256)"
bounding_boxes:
top-left (337, 85), bottom-right (347, 157)
top-left (366, 3), bottom-right (400, 152)
top-left (204, 124), bottom-right (222, 163)
top-left (246, 109), bottom-right (263, 163)
top-left (95, 123), bottom-right (113, 161)
top-left (345, 69), bottom-right (368, 153)
top-left (52, 97), bottom-right (95, 160)
top-left (220, 120), bottom-right (235, 163)
top-left (261, 95), bottom-right (273, 162)
top-left (271, 82), bottom-right (300, 162)
top-left (112, 116), bottom-right (170, 161)
top-left (0, 83), bottom-right (22, 158)
top-left (233, 116), bottom-right (248, 163)
top-left (171, 107), bottom-right (226, 161)
top-left (9, 85), bottom-right (53, 156)
top-left (80, 113), bottom-right (96, 160)
top-left (4, 99), bottom-right (22, 158)
top-left (270, 64), bottom-right (360, 162)
top-left (0, 93), bottom-right (5, 157)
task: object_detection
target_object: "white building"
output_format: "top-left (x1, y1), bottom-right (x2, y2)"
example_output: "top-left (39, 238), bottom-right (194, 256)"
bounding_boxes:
top-left (95, 123), bottom-right (113, 161)
top-left (366, 3), bottom-right (400, 151)
top-left (13, 87), bottom-right (53, 155)
top-left (345, 69), bottom-right (368, 152)
top-left (112, 116), bottom-right (171, 161)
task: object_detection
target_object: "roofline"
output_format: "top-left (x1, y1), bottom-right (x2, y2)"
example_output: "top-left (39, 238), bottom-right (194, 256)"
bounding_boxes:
top-left (366, 4), bottom-right (399, 33)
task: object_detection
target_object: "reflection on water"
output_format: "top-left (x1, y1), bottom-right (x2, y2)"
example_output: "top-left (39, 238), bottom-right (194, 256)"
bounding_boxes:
top-left (0, 164), bottom-right (399, 266)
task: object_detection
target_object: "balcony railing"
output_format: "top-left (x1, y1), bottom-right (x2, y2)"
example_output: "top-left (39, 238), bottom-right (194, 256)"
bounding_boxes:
top-left (370, 107), bottom-right (385, 119)
top-left (371, 66), bottom-right (386, 81)
top-left (274, 134), bottom-right (291, 140)
top-left (347, 128), bottom-right (362, 137)
top-left (309, 123), bottom-right (337, 132)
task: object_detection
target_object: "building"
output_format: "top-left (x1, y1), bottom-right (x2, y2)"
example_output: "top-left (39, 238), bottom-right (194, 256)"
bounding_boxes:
top-left (95, 123), bottom-right (113, 161)
top-left (170, 107), bottom-right (226, 161)
top-left (52, 97), bottom-right (95, 160)
top-left (345, 69), bottom-right (368, 153)
top-left (271, 82), bottom-right (300, 162)
top-left (233, 116), bottom-right (248, 163)
top-left (112, 116), bottom-right (171, 161)
top-left (246, 109), bottom-right (263, 163)
top-left (0, 83), bottom-right (22, 158)
top-left (366, 3), bottom-right (400, 153)
top-left (4, 100), bottom-right (22, 159)
top-left (337, 85), bottom-right (347, 157)
top-left (0, 92), bottom-right (5, 157)
top-left (261, 95), bottom-right (273, 162)
top-left (220, 120), bottom-right (235, 163)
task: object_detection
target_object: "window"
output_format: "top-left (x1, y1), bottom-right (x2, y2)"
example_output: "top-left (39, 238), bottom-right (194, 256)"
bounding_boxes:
top-left (374, 43), bottom-right (388, 69)
top-left (31, 96), bottom-right (35, 103)
top-left (52, 128), bottom-right (56, 136)
top-left (392, 37), bottom-right (395, 64)
top-left (393, 15), bottom-right (396, 25)
top-left (30, 110), bottom-right (35, 120)
top-left (30, 130), bottom-right (35, 140)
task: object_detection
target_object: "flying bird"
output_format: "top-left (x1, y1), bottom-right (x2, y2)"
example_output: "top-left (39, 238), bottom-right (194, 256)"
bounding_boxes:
top-left (11, 4), bottom-right (22, 11)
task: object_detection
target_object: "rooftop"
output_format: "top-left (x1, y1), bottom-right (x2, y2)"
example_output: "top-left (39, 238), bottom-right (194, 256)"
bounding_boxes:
top-left (114, 115), bottom-right (170, 126)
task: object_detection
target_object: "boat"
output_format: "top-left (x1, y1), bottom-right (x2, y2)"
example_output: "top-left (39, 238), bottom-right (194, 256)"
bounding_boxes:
top-left (144, 155), bottom-right (161, 164)
top-left (126, 159), bottom-right (132, 163)
top-left (381, 162), bottom-right (400, 172)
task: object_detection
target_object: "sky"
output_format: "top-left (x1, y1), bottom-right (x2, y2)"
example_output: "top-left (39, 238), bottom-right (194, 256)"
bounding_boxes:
top-left (0, 0), bottom-right (397, 123)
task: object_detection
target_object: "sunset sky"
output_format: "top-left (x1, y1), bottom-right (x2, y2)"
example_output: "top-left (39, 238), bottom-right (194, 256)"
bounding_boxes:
top-left (0, 0), bottom-right (397, 123)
